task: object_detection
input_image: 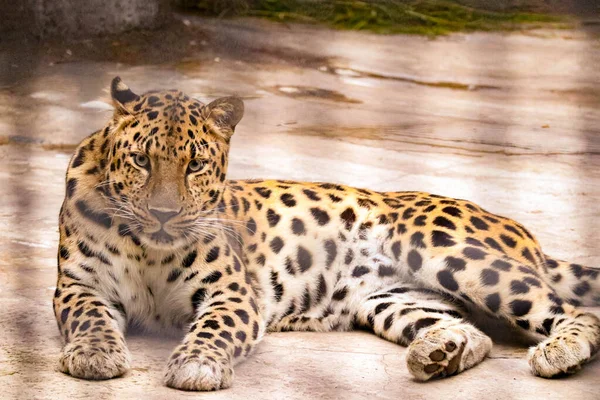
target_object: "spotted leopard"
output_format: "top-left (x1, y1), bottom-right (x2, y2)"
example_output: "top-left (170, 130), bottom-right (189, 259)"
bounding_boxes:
top-left (53, 77), bottom-right (600, 390)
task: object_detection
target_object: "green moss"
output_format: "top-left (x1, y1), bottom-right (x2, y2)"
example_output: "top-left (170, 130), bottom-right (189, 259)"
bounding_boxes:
top-left (182, 0), bottom-right (572, 36)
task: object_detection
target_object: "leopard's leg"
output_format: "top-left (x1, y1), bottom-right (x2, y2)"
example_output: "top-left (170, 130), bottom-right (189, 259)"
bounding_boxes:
top-left (355, 285), bottom-right (492, 380)
top-left (164, 275), bottom-right (265, 391)
top-left (53, 271), bottom-right (130, 380)
top-left (407, 246), bottom-right (600, 378)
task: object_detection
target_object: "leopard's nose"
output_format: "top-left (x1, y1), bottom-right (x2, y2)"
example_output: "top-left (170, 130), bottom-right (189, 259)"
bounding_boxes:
top-left (149, 207), bottom-right (181, 224)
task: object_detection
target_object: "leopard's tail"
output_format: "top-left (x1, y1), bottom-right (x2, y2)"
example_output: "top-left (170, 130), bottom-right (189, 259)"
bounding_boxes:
top-left (544, 254), bottom-right (600, 306)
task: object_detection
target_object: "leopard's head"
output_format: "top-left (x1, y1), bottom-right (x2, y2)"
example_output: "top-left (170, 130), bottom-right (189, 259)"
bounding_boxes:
top-left (101, 77), bottom-right (244, 249)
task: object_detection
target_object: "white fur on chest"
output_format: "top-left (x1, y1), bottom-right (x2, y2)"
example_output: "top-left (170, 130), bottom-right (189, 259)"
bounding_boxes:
top-left (81, 250), bottom-right (195, 334)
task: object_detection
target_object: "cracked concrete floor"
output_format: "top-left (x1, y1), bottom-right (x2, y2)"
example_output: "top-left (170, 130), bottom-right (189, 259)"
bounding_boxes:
top-left (1, 15), bottom-right (599, 399)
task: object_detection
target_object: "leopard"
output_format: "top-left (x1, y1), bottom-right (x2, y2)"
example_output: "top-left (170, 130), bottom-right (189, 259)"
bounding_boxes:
top-left (53, 77), bottom-right (600, 391)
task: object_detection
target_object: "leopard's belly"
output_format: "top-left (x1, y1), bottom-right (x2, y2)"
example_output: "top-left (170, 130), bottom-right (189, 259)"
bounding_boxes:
top-left (244, 207), bottom-right (412, 332)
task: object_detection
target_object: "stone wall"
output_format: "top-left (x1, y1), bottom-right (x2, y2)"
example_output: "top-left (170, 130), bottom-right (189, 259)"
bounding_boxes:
top-left (0, 0), bottom-right (170, 38)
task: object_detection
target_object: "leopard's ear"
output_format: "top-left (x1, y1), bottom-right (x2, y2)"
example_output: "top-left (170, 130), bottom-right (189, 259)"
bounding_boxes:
top-left (201, 96), bottom-right (244, 141)
top-left (110, 76), bottom-right (139, 114)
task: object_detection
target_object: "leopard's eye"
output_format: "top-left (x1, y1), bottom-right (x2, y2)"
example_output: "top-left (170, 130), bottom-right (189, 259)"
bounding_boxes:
top-left (187, 159), bottom-right (206, 174)
top-left (134, 153), bottom-right (149, 169)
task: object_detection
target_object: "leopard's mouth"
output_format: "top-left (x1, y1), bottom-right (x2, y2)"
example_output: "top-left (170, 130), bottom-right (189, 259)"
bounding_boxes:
top-left (139, 226), bottom-right (193, 250)
top-left (149, 228), bottom-right (175, 243)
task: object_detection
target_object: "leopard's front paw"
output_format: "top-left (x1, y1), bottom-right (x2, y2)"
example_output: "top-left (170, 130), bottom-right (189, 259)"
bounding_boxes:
top-left (164, 351), bottom-right (233, 391)
top-left (59, 339), bottom-right (131, 380)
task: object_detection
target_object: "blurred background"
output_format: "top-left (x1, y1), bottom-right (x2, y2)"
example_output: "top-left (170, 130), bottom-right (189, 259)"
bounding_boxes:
top-left (1, 1), bottom-right (599, 399)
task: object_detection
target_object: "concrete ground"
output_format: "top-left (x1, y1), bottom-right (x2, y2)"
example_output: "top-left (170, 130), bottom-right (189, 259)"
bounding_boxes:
top-left (1, 15), bottom-right (599, 400)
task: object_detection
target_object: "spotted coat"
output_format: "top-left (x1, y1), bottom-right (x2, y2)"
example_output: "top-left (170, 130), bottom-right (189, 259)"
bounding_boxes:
top-left (53, 78), bottom-right (600, 390)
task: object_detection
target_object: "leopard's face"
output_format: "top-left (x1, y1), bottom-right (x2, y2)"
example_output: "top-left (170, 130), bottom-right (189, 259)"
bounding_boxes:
top-left (101, 79), bottom-right (244, 249)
